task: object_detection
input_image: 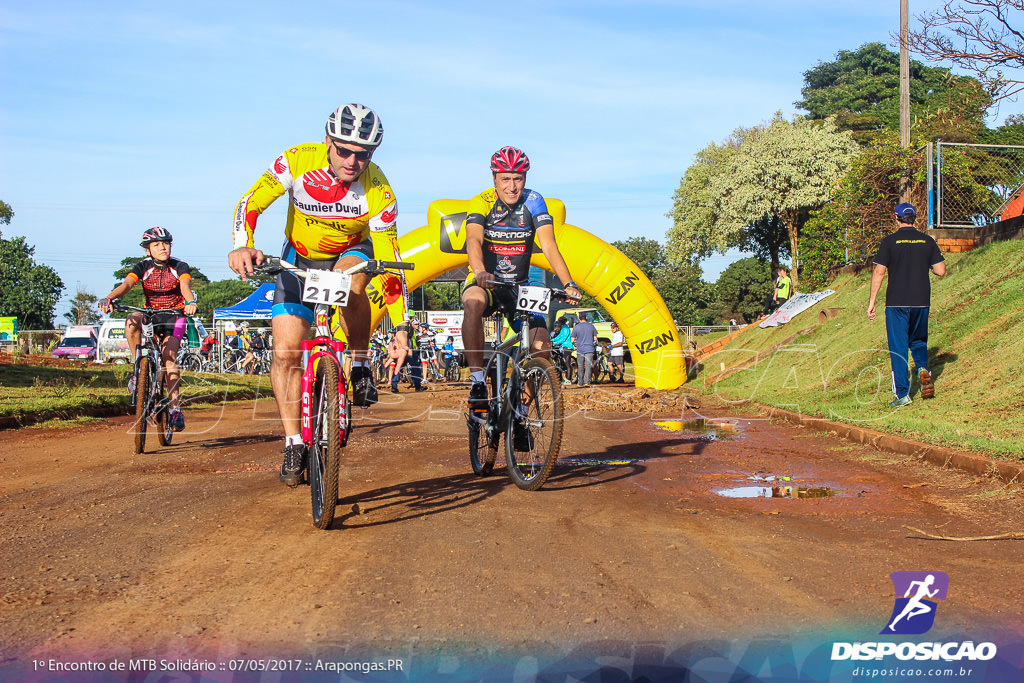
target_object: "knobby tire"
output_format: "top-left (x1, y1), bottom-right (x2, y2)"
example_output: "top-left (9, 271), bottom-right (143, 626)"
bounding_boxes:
top-left (468, 373), bottom-right (497, 476)
top-left (156, 370), bottom-right (172, 446)
top-left (309, 357), bottom-right (341, 530)
top-left (133, 357), bottom-right (151, 454)
top-left (505, 357), bottom-right (563, 491)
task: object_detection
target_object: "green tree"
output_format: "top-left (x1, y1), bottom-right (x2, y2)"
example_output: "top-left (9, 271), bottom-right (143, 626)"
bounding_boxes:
top-left (65, 287), bottom-right (102, 326)
top-left (417, 282), bottom-right (462, 310)
top-left (654, 261), bottom-right (715, 326)
top-left (797, 41), bottom-right (991, 144)
top-left (0, 236), bottom-right (65, 329)
top-left (671, 114), bottom-right (857, 291)
top-left (667, 129), bottom-right (793, 272)
top-left (0, 199), bottom-right (12, 238)
top-left (611, 236), bottom-right (669, 275)
top-left (609, 237), bottom-right (714, 325)
top-left (712, 257), bottom-right (774, 324)
top-left (667, 136), bottom-right (744, 262)
top-left (192, 279), bottom-right (259, 321)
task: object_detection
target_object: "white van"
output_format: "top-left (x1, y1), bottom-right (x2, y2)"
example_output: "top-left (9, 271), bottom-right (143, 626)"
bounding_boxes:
top-left (97, 319), bottom-right (130, 364)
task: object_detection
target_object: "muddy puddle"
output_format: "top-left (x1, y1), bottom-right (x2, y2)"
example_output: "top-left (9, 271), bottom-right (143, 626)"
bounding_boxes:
top-left (714, 473), bottom-right (847, 499)
top-left (654, 418), bottom-right (740, 440)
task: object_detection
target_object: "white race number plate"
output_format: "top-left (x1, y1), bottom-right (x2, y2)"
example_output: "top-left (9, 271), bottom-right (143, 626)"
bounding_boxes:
top-left (516, 285), bottom-right (550, 313)
top-left (302, 270), bottom-right (352, 306)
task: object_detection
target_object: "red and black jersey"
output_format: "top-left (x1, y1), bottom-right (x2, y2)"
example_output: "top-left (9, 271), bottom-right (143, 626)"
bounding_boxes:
top-left (127, 257), bottom-right (192, 309)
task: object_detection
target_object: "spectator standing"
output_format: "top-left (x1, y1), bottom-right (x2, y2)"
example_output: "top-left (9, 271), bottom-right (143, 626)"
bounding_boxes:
top-left (608, 321), bottom-right (626, 383)
top-left (571, 317), bottom-right (598, 387)
top-left (550, 317), bottom-right (573, 385)
top-left (867, 202), bottom-right (946, 408)
top-left (773, 267), bottom-right (792, 309)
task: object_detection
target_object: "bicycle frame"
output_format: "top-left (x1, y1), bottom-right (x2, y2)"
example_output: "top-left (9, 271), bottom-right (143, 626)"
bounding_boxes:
top-left (300, 304), bottom-right (348, 446)
top-left (470, 308), bottom-right (534, 436)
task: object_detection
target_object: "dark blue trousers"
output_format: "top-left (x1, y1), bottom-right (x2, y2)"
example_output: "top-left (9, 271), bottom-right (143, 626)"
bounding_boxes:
top-left (885, 307), bottom-right (930, 399)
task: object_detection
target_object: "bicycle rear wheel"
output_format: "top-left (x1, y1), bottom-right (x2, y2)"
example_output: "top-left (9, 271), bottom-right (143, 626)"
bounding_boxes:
top-left (133, 357), bottom-right (151, 454)
top-left (505, 357), bottom-right (563, 491)
top-left (309, 356), bottom-right (341, 530)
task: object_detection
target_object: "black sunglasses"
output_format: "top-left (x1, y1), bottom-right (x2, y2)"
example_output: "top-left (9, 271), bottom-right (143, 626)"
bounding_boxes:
top-left (331, 141), bottom-right (372, 162)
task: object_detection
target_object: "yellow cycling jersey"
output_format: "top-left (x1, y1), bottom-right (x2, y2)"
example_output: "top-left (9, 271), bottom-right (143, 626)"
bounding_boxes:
top-left (232, 142), bottom-right (399, 261)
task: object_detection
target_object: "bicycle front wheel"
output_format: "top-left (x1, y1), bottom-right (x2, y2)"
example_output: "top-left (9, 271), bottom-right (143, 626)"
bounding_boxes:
top-left (156, 373), bottom-right (172, 446)
top-left (309, 357), bottom-right (341, 530)
top-left (505, 357), bottom-right (563, 491)
top-left (133, 357), bottom-right (151, 454)
top-left (468, 373), bottom-right (497, 476)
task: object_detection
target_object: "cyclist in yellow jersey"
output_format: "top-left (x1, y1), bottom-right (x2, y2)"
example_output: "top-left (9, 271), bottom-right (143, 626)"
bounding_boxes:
top-left (228, 104), bottom-right (405, 486)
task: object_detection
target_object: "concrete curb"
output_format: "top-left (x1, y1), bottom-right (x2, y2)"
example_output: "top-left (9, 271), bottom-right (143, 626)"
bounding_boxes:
top-left (759, 404), bottom-right (1024, 485)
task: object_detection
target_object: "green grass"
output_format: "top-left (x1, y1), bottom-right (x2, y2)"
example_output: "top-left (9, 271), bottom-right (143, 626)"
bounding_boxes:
top-left (698, 239), bottom-right (1024, 461)
top-left (0, 361), bottom-right (271, 422)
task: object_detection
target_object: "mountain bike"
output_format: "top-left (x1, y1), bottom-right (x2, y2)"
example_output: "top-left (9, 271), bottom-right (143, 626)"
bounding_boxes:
top-left (114, 304), bottom-right (184, 454)
top-left (176, 344), bottom-right (204, 373)
top-left (467, 281), bottom-right (571, 491)
top-left (593, 344), bottom-right (611, 383)
top-left (444, 351), bottom-right (462, 382)
top-left (255, 256), bottom-right (414, 529)
top-left (419, 338), bottom-right (445, 383)
top-left (552, 346), bottom-right (574, 384)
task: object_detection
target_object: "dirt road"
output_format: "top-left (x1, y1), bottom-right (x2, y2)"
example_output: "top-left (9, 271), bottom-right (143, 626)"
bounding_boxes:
top-left (2, 383), bottom-right (1022, 681)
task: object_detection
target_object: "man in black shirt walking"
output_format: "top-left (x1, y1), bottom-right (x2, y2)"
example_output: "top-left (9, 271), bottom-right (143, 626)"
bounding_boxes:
top-left (867, 202), bottom-right (946, 408)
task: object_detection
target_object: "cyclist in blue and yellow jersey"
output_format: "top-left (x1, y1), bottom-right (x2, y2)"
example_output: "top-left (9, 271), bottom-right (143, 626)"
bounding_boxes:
top-left (461, 146), bottom-right (581, 414)
top-left (227, 104), bottom-right (407, 486)
top-left (100, 227), bottom-right (198, 432)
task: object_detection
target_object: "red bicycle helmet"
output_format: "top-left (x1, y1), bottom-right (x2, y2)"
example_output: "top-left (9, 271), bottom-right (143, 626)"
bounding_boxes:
top-left (140, 226), bottom-right (173, 246)
top-left (489, 146), bottom-right (530, 173)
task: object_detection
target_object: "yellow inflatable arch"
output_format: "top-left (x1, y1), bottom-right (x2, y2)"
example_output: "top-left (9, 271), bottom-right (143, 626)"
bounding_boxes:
top-left (364, 198), bottom-right (685, 390)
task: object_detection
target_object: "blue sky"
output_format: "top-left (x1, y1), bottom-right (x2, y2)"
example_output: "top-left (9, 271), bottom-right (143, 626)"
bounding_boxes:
top-left (3, 0), bottom-right (1016, 322)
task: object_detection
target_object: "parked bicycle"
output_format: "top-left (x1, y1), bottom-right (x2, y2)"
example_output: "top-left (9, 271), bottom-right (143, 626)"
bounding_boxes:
top-left (467, 281), bottom-right (570, 491)
top-left (114, 304), bottom-right (183, 453)
top-left (552, 345), bottom-right (575, 384)
top-left (254, 256), bottom-right (414, 529)
top-left (177, 344), bottom-right (204, 373)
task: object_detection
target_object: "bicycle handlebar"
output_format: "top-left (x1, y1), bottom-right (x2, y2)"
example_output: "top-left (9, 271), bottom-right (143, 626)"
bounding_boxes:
top-left (112, 303), bottom-right (186, 316)
top-left (484, 280), bottom-right (577, 303)
top-left (255, 256), bottom-right (415, 278)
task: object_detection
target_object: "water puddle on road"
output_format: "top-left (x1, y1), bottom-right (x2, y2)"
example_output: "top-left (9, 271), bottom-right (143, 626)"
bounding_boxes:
top-left (558, 457), bottom-right (641, 468)
top-left (714, 474), bottom-right (846, 499)
top-left (654, 418), bottom-right (740, 440)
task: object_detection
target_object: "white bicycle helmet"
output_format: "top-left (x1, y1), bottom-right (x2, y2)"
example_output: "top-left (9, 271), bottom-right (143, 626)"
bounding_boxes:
top-left (325, 104), bottom-right (383, 148)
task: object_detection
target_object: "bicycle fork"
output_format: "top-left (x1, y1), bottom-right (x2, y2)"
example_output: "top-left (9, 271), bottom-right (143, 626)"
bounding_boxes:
top-left (300, 339), bottom-right (349, 446)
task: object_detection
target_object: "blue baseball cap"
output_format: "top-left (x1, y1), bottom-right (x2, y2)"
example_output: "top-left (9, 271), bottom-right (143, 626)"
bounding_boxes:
top-left (894, 202), bottom-right (917, 221)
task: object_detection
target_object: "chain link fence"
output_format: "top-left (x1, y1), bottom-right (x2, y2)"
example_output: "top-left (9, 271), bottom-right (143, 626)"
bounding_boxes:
top-left (935, 142), bottom-right (1024, 228)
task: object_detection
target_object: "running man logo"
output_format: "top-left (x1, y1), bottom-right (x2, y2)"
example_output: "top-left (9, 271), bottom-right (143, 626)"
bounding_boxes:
top-left (881, 571), bottom-right (949, 635)
top-left (439, 212), bottom-right (469, 254)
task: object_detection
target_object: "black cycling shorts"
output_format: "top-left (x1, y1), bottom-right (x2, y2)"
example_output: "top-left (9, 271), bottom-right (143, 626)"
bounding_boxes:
top-left (271, 238), bottom-right (375, 324)
top-left (463, 281), bottom-right (547, 331)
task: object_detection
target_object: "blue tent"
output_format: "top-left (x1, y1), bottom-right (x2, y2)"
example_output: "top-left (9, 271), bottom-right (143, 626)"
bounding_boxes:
top-left (213, 284), bottom-right (276, 320)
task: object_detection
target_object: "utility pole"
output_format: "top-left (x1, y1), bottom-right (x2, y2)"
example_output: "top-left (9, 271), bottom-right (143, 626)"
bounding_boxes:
top-left (900, 0), bottom-right (911, 201)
